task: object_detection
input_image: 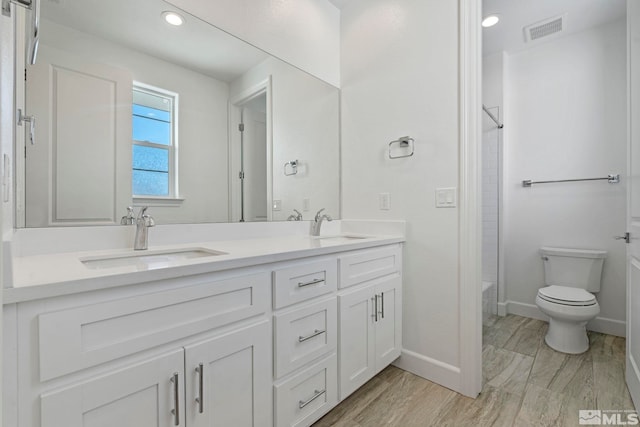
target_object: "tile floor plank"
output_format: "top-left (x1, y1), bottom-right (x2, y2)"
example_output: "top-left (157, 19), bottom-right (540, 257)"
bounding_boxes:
top-left (313, 314), bottom-right (635, 427)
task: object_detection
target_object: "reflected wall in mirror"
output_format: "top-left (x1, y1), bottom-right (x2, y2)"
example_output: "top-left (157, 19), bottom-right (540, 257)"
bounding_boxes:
top-left (17, 0), bottom-right (340, 227)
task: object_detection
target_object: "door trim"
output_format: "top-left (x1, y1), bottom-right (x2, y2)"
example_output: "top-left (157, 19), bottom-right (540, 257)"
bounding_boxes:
top-left (458, 0), bottom-right (483, 398)
top-left (228, 76), bottom-right (273, 222)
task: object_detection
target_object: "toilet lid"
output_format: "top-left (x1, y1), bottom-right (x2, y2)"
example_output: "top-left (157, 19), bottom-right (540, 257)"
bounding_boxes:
top-left (538, 286), bottom-right (597, 306)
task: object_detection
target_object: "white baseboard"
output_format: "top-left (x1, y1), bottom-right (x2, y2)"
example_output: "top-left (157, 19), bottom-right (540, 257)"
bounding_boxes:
top-left (497, 302), bottom-right (508, 317)
top-left (504, 300), bottom-right (626, 337)
top-left (393, 349), bottom-right (463, 394)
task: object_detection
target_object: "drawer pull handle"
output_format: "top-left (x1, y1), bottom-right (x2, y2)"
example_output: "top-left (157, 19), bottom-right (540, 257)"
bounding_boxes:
top-left (170, 372), bottom-right (180, 426)
top-left (299, 389), bottom-right (326, 409)
top-left (298, 278), bottom-right (324, 288)
top-left (195, 363), bottom-right (204, 414)
top-left (298, 329), bottom-right (326, 342)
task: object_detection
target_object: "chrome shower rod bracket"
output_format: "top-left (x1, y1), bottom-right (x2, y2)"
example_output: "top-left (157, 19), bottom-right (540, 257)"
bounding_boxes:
top-left (2, 0), bottom-right (32, 17)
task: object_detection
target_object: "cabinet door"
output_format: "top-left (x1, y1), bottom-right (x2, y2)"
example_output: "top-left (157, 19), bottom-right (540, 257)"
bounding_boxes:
top-left (184, 321), bottom-right (272, 427)
top-left (374, 274), bottom-right (402, 371)
top-left (338, 285), bottom-right (375, 400)
top-left (40, 349), bottom-right (185, 427)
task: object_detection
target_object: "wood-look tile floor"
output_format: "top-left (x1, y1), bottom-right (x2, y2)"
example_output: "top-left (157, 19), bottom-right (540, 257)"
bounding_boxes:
top-left (313, 314), bottom-right (635, 427)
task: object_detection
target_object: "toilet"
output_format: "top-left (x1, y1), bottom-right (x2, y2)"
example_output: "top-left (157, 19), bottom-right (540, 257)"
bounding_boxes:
top-left (535, 246), bottom-right (607, 354)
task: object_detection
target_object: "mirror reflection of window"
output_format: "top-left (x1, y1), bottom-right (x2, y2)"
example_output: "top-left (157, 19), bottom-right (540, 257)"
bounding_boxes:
top-left (132, 84), bottom-right (178, 198)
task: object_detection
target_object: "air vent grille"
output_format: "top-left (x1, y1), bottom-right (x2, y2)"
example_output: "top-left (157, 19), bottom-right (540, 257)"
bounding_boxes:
top-left (524, 15), bottom-right (565, 42)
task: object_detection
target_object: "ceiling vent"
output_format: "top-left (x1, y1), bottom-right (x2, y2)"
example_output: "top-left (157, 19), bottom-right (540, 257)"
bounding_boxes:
top-left (524, 15), bottom-right (565, 43)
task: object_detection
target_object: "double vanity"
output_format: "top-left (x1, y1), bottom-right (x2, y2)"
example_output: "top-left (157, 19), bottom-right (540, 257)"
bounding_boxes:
top-left (3, 221), bottom-right (405, 427)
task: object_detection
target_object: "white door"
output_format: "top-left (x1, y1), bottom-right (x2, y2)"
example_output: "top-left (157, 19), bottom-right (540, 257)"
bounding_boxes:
top-left (243, 106), bottom-right (268, 221)
top-left (338, 285), bottom-right (376, 400)
top-left (627, 0), bottom-right (640, 410)
top-left (184, 321), bottom-right (272, 427)
top-left (40, 349), bottom-right (185, 427)
top-left (374, 275), bottom-right (402, 372)
top-left (26, 45), bottom-right (132, 227)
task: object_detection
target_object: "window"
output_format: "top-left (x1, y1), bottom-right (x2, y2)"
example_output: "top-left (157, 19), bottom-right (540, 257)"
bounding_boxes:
top-left (132, 84), bottom-right (178, 198)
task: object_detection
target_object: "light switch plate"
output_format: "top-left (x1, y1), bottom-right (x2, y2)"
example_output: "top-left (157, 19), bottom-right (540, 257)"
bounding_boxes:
top-left (379, 193), bottom-right (390, 210)
top-left (272, 199), bottom-right (282, 211)
top-left (435, 188), bottom-right (457, 208)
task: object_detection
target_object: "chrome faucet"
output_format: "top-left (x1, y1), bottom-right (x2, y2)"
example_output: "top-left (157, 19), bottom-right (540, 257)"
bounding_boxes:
top-left (134, 207), bottom-right (155, 250)
top-left (287, 209), bottom-right (303, 221)
top-left (311, 208), bottom-right (332, 236)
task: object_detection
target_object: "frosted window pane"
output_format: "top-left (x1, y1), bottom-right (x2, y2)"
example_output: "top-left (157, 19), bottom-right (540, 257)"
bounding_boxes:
top-left (133, 146), bottom-right (168, 172)
top-left (133, 170), bottom-right (169, 196)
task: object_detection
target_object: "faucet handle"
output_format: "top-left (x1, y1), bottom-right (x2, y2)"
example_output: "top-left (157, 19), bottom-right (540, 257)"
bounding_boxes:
top-left (314, 208), bottom-right (325, 221)
top-left (120, 206), bottom-right (135, 225)
top-left (145, 215), bottom-right (155, 227)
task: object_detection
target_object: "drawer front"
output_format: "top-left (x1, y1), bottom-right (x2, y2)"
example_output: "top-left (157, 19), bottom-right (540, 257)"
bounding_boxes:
top-left (38, 272), bottom-right (270, 381)
top-left (274, 354), bottom-right (337, 427)
top-left (273, 259), bottom-right (337, 309)
top-left (338, 245), bottom-right (401, 289)
top-left (274, 298), bottom-right (337, 378)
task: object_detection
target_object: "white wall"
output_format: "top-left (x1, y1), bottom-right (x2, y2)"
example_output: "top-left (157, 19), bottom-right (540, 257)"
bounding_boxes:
top-left (166, 0), bottom-right (340, 87)
top-left (39, 20), bottom-right (230, 224)
top-left (341, 0), bottom-right (463, 390)
top-left (502, 19), bottom-right (628, 335)
top-left (230, 57), bottom-right (340, 222)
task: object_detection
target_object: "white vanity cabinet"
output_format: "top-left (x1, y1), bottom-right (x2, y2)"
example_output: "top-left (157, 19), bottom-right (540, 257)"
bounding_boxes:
top-left (40, 348), bottom-right (186, 427)
top-left (4, 241), bottom-right (403, 427)
top-left (184, 321), bottom-right (272, 427)
top-left (338, 247), bottom-right (403, 400)
top-left (7, 269), bottom-right (274, 427)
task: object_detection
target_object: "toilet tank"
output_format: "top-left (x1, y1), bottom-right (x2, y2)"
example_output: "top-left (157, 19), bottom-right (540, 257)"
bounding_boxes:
top-left (540, 247), bottom-right (607, 292)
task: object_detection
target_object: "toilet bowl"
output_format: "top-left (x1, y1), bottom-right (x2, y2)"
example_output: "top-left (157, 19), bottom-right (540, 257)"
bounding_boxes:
top-left (534, 247), bottom-right (607, 354)
top-left (536, 285), bottom-right (599, 354)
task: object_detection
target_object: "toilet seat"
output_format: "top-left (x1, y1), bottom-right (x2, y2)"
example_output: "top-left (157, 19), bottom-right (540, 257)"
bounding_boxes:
top-left (537, 285), bottom-right (597, 306)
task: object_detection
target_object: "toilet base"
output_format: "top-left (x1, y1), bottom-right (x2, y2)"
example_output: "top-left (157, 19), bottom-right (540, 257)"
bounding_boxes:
top-left (544, 318), bottom-right (589, 354)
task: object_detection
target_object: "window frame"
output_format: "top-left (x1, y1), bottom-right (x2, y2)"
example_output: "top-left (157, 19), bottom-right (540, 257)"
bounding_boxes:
top-left (132, 81), bottom-right (180, 203)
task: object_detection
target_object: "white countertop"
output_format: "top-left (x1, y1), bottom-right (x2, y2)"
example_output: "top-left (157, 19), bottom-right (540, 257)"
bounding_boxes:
top-left (6, 233), bottom-right (404, 304)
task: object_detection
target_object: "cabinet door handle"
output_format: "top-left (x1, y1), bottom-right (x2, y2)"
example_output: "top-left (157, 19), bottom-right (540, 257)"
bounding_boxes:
top-left (298, 329), bottom-right (326, 342)
top-left (380, 293), bottom-right (385, 319)
top-left (299, 389), bottom-right (326, 409)
top-left (298, 278), bottom-right (324, 288)
top-left (170, 372), bottom-right (180, 426)
top-left (371, 296), bottom-right (378, 322)
top-left (195, 363), bottom-right (204, 414)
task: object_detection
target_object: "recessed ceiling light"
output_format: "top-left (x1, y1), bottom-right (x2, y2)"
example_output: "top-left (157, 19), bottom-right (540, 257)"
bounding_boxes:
top-left (482, 15), bottom-right (500, 28)
top-left (162, 11), bottom-right (184, 26)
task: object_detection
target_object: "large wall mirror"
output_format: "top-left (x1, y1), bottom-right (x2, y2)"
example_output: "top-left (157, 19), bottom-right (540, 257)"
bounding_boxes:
top-left (16, 0), bottom-right (340, 227)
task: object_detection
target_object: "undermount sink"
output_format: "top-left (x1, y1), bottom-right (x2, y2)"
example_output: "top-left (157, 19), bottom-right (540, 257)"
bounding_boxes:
top-left (312, 235), bottom-right (369, 241)
top-left (80, 248), bottom-right (227, 270)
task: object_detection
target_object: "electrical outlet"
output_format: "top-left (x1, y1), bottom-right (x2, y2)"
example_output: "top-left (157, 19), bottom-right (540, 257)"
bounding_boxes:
top-left (379, 193), bottom-right (390, 210)
top-left (272, 200), bottom-right (282, 211)
top-left (303, 198), bottom-right (310, 211)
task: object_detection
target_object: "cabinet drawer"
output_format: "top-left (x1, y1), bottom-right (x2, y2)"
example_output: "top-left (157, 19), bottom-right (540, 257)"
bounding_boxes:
top-left (273, 259), bottom-right (337, 309)
top-left (338, 245), bottom-right (401, 289)
top-left (274, 298), bottom-right (337, 378)
top-left (38, 272), bottom-right (270, 381)
top-left (274, 354), bottom-right (337, 427)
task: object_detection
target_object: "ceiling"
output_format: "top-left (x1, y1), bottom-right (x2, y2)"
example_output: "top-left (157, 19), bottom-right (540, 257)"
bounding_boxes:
top-left (41, 0), bottom-right (269, 82)
top-left (483, 0), bottom-right (627, 55)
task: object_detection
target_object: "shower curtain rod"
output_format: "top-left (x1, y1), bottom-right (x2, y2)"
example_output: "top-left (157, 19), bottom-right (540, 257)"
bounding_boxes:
top-left (482, 105), bottom-right (504, 129)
